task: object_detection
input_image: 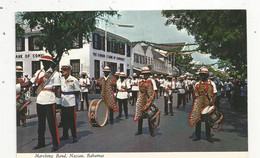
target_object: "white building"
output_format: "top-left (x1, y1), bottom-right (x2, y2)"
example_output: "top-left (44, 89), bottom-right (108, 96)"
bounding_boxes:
top-left (16, 28), bottom-right (132, 79)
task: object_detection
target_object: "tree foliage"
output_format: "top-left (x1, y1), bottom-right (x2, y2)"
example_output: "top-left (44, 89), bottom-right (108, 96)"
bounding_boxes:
top-left (161, 10), bottom-right (247, 77)
top-left (175, 54), bottom-right (193, 73)
top-left (16, 11), bottom-right (119, 64)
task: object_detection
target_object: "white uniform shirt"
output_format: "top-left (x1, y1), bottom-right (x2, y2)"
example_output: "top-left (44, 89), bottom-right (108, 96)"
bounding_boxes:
top-left (194, 80), bottom-right (217, 94)
top-left (163, 80), bottom-right (176, 96)
top-left (61, 75), bottom-right (80, 107)
top-left (30, 68), bottom-right (61, 105)
top-left (175, 81), bottom-right (187, 94)
top-left (159, 78), bottom-right (165, 87)
top-left (117, 79), bottom-right (130, 99)
top-left (131, 78), bottom-right (139, 91)
top-left (79, 77), bottom-right (90, 92)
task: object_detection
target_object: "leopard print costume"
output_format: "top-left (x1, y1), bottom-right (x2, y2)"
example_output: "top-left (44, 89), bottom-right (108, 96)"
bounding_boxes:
top-left (133, 80), bottom-right (155, 121)
top-left (98, 76), bottom-right (118, 112)
top-left (189, 81), bottom-right (214, 127)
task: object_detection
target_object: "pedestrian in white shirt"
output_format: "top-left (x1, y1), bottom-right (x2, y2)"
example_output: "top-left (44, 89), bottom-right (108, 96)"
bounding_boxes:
top-left (159, 75), bottom-right (165, 96)
top-left (116, 72), bottom-right (131, 119)
top-left (59, 64), bottom-right (80, 143)
top-left (176, 75), bottom-right (188, 109)
top-left (79, 71), bottom-right (90, 111)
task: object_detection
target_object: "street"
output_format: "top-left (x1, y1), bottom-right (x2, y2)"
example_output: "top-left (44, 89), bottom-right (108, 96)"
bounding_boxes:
top-left (17, 94), bottom-right (248, 153)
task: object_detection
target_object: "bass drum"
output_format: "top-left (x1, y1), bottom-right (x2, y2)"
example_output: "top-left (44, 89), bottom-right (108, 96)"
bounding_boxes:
top-left (201, 106), bottom-right (223, 126)
top-left (88, 99), bottom-right (109, 127)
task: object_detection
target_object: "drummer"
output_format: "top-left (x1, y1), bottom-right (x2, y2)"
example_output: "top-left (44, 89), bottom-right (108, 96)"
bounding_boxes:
top-left (189, 67), bottom-right (217, 143)
top-left (59, 64), bottom-right (80, 143)
top-left (116, 72), bottom-right (131, 119)
top-left (16, 66), bottom-right (28, 127)
top-left (163, 73), bottom-right (175, 116)
top-left (98, 66), bottom-right (118, 125)
top-left (134, 66), bottom-right (157, 137)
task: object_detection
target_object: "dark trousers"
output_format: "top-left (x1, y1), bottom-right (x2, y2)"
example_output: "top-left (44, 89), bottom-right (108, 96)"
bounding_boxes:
top-left (159, 87), bottom-right (163, 96)
top-left (61, 106), bottom-right (77, 138)
top-left (132, 91), bottom-right (138, 106)
top-left (164, 95), bottom-right (173, 115)
top-left (195, 120), bottom-right (211, 138)
top-left (215, 96), bottom-right (221, 109)
top-left (80, 92), bottom-right (89, 111)
top-left (17, 107), bottom-right (27, 126)
top-left (226, 90), bottom-right (231, 100)
top-left (137, 117), bottom-right (153, 134)
top-left (109, 108), bottom-right (114, 123)
top-left (36, 104), bottom-right (59, 147)
top-left (177, 93), bottom-right (186, 107)
top-left (118, 99), bottom-right (128, 118)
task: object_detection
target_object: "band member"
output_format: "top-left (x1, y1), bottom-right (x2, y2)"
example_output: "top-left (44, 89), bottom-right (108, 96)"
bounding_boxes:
top-left (183, 75), bottom-right (190, 103)
top-left (130, 73), bottom-right (139, 106)
top-left (159, 75), bottom-right (165, 96)
top-left (163, 73), bottom-right (175, 116)
top-left (116, 72), bottom-right (131, 119)
top-left (189, 68), bottom-right (217, 143)
top-left (16, 66), bottom-right (28, 127)
top-left (98, 66), bottom-right (118, 125)
top-left (154, 74), bottom-right (160, 99)
top-left (20, 54), bottom-right (61, 152)
top-left (176, 75), bottom-right (188, 109)
top-left (79, 71), bottom-right (90, 111)
top-left (209, 72), bottom-right (222, 109)
top-left (134, 67), bottom-right (158, 137)
top-left (59, 64), bottom-right (80, 143)
top-left (114, 72), bottom-right (120, 106)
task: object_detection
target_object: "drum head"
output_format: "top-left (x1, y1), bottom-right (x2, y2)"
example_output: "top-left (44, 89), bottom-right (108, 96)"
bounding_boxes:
top-left (201, 106), bottom-right (210, 114)
top-left (96, 100), bottom-right (108, 126)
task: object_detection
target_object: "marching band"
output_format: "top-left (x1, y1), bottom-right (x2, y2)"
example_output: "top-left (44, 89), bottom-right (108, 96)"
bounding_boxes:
top-left (16, 55), bottom-right (225, 152)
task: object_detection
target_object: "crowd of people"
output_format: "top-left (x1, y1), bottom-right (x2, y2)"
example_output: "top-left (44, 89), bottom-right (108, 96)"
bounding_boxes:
top-left (16, 53), bottom-right (247, 151)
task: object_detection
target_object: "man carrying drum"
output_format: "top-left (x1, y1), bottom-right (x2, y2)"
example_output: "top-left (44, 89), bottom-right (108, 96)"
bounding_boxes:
top-left (189, 67), bottom-right (217, 143)
top-left (20, 54), bottom-right (61, 152)
top-left (98, 66), bottom-right (118, 125)
top-left (133, 66), bottom-right (158, 137)
top-left (59, 64), bottom-right (80, 143)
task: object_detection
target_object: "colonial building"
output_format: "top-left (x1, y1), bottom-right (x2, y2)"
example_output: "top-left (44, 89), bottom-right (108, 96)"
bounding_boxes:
top-left (15, 28), bottom-right (132, 79)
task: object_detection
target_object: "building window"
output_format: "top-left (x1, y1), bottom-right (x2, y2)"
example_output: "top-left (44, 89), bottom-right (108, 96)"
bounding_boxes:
top-left (94, 60), bottom-right (100, 79)
top-left (93, 33), bottom-right (99, 49)
top-left (32, 61), bottom-right (40, 77)
top-left (140, 55), bottom-right (143, 64)
top-left (120, 63), bottom-right (124, 72)
top-left (119, 43), bottom-right (125, 55)
top-left (127, 44), bottom-right (131, 57)
top-left (70, 60), bottom-right (80, 78)
top-left (29, 36), bottom-right (43, 51)
top-left (72, 34), bottom-right (83, 49)
top-left (101, 36), bottom-right (105, 51)
top-left (112, 41), bottom-right (116, 53)
top-left (16, 37), bottom-right (25, 51)
top-left (107, 39), bottom-right (111, 52)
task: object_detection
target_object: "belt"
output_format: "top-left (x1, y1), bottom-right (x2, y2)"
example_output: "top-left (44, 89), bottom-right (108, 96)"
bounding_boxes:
top-left (42, 88), bottom-right (54, 92)
top-left (118, 90), bottom-right (127, 92)
top-left (61, 91), bottom-right (76, 95)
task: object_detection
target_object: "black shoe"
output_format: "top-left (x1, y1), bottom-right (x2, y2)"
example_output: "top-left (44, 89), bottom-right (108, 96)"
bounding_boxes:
top-left (150, 132), bottom-right (155, 137)
top-left (72, 137), bottom-right (78, 143)
top-left (170, 113), bottom-right (174, 116)
top-left (60, 136), bottom-right (68, 141)
top-left (126, 116), bottom-right (128, 119)
top-left (207, 137), bottom-right (214, 143)
top-left (51, 145), bottom-right (58, 152)
top-left (116, 116), bottom-right (122, 119)
top-left (110, 122), bottom-right (114, 125)
top-left (164, 113), bottom-right (168, 116)
top-left (33, 144), bottom-right (45, 150)
top-left (193, 137), bottom-right (200, 141)
top-left (23, 124), bottom-right (27, 127)
top-left (135, 132), bottom-right (142, 135)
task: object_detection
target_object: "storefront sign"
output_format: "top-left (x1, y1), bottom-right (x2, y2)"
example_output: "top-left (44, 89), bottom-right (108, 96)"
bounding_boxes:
top-left (16, 53), bottom-right (44, 59)
top-left (93, 52), bottom-right (125, 61)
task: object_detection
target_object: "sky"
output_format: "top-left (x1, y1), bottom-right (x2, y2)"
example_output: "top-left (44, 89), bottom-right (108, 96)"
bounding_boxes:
top-left (97, 10), bottom-right (219, 65)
